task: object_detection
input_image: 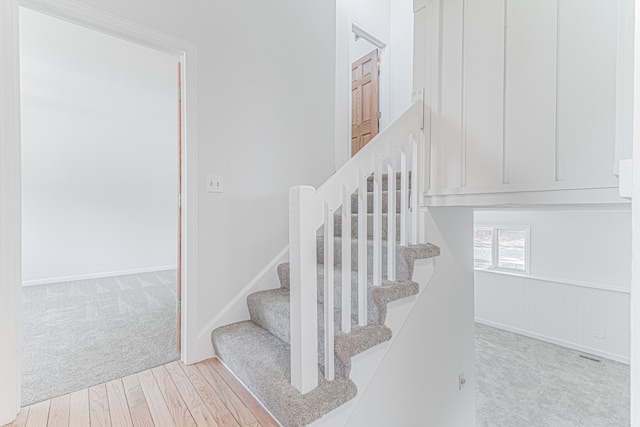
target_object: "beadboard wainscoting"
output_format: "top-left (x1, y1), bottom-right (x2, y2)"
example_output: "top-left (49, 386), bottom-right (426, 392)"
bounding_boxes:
top-left (475, 270), bottom-right (630, 364)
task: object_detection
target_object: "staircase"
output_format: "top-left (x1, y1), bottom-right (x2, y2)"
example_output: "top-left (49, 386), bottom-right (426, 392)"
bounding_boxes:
top-left (211, 99), bottom-right (436, 426)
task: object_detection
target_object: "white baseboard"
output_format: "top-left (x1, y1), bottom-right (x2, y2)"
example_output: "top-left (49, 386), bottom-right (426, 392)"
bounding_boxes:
top-left (22, 265), bottom-right (178, 286)
top-left (476, 318), bottom-right (630, 365)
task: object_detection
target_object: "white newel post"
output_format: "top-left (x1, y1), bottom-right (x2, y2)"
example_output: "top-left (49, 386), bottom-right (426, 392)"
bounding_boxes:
top-left (289, 186), bottom-right (319, 394)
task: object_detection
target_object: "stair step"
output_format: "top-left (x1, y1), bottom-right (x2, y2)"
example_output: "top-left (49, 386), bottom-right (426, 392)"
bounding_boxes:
top-left (350, 189), bottom-right (402, 214)
top-left (247, 286), bottom-right (399, 375)
top-left (211, 321), bottom-right (357, 427)
top-left (333, 212), bottom-right (401, 240)
top-left (277, 240), bottom-right (439, 289)
top-left (365, 171), bottom-right (408, 192)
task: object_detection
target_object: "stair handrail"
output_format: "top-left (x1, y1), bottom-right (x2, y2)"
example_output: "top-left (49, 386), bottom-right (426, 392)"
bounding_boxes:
top-left (289, 91), bottom-right (425, 394)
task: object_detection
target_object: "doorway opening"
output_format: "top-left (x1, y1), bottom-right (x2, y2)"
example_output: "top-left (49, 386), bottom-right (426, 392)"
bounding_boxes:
top-left (472, 207), bottom-right (631, 424)
top-left (19, 8), bottom-right (182, 406)
top-left (349, 26), bottom-right (388, 157)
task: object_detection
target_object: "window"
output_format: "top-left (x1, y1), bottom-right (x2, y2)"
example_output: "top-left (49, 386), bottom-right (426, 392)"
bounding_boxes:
top-left (474, 226), bottom-right (529, 272)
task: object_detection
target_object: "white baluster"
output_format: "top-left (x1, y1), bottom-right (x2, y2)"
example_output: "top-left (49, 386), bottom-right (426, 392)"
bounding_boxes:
top-left (373, 156), bottom-right (383, 286)
top-left (289, 186), bottom-right (318, 394)
top-left (324, 202), bottom-right (335, 381)
top-left (358, 169), bottom-right (368, 327)
top-left (399, 144), bottom-right (408, 246)
top-left (410, 135), bottom-right (419, 245)
top-left (341, 184), bottom-right (352, 333)
top-left (387, 156), bottom-right (396, 281)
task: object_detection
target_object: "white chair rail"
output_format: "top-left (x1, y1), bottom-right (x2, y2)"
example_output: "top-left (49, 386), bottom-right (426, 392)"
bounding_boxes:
top-left (289, 97), bottom-right (425, 394)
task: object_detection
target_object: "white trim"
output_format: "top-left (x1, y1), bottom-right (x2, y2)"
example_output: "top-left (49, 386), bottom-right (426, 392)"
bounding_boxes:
top-left (352, 22), bottom-right (387, 49)
top-left (423, 186), bottom-right (628, 207)
top-left (427, 179), bottom-right (619, 197)
top-left (474, 268), bottom-right (631, 295)
top-left (476, 318), bottom-right (630, 365)
top-left (22, 266), bottom-right (178, 287)
top-left (0, 0), bottom-right (22, 423)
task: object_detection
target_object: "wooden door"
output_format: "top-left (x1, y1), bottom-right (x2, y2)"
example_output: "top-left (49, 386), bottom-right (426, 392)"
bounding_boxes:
top-left (351, 50), bottom-right (379, 156)
top-left (177, 61), bottom-right (182, 353)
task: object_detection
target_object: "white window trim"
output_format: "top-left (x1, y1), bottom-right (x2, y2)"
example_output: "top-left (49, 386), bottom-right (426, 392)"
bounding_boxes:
top-left (474, 225), bottom-right (531, 274)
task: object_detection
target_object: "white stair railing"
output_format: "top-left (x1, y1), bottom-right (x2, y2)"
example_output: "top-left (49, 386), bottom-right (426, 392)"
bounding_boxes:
top-left (289, 94), bottom-right (425, 394)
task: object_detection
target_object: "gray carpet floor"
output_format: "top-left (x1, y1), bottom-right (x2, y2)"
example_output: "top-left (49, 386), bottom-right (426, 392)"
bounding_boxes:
top-left (475, 323), bottom-right (630, 426)
top-left (22, 270), bottom-right (180, 406)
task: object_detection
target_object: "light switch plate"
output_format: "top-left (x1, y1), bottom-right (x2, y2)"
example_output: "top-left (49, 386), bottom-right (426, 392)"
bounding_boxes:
top-left (206, 175), bottom-right (223, 193)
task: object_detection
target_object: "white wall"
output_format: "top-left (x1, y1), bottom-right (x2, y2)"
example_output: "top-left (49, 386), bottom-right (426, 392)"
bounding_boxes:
top-left (475, 209), bottom-right (632, 362)
top-left (415, 0), bottom-right (630, 202)
top-left (20, 9), bottom-right (178, 283)
top-left (335, 0), bottom-right (414, 170)
top-left (52, 0), bottom-right (337, 361)
top-left (346, 208), bottom-right (476, 426)
top-left (349, 34), bottom-right (377, 65)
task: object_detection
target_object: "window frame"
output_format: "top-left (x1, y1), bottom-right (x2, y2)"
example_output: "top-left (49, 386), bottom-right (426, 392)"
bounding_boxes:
top-left (474, 225), bottom-right (530, 274)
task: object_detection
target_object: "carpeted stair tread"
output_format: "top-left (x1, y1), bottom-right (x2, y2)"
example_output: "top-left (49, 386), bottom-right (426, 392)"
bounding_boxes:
top-left (315, 237), bottom-right (440, 278)
top-left (365, 172), bottom-right (406, 192)
top-left (333, 212), bottom-right (401, 240)
top-left (247, 279), bottom-right (418, 348)
top-left (247, 287), bottom-right (395, 378)
top-left (350, 190), bottom-right (402, 214)
top-left (211, 169), bottom-right (441, 426)
top-left (211, 321), bottom-right (357, 427)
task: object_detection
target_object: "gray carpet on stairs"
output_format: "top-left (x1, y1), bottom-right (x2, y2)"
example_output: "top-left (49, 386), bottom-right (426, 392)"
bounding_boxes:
top-left (22, 270), bottom-right (180, 406)
top-left (211, 173), bottom-right (440, 426)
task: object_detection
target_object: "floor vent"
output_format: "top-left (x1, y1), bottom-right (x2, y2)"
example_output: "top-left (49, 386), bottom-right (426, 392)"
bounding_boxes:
top-left (579, 354), bottom-right (602, 363)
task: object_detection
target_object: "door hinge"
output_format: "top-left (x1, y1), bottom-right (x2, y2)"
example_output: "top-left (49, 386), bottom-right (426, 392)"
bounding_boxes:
top-left (377, 112), bottom-right (382, 119)
top-left (178, 301), bottom-right (182, 315)
top-left (376, 61), bottom-right (381, 69)
top-left (178, 193), bottom-right (182, 208)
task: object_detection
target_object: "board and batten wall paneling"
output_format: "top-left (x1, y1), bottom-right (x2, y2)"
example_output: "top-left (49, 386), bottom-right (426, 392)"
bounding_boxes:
top-left (432, 0), bottom-right (464, 190)
top-left (556, 0), bottom-right (618, 183)
top-left (504, 0), bottom-right (558, 185)
top-left (417, 0), bottom-right (624, 196)
top-left (475, 271), bottom-right (630, 362)
top-left (463, 0), bottom-right (505, 187)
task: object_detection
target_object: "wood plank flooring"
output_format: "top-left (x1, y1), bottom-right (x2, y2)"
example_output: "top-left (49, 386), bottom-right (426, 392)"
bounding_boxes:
top-left (3, 359), bottom-right (279, 427)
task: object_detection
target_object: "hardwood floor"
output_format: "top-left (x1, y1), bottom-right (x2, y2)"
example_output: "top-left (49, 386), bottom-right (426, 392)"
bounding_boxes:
top-left (3, 359), bottom-right (279, 427)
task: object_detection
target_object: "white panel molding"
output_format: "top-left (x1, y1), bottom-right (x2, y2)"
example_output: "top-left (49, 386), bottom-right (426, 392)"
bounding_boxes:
top-left (476, 269), bottom-right (630, 295)
top-left (22, 265), bottom-right (179, 287)
top-left (427, 179), bottom-right (618, 196)
top-left (425, 187), bottom-right (627, 207)
top-left (476, 318), bottom-right (630, 365)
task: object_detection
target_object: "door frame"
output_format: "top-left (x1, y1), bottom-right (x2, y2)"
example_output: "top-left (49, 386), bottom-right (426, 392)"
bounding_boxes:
top-left (349, 22), bottom-right (389, 159)
top-left (0, 0), bottom-right (199, 423)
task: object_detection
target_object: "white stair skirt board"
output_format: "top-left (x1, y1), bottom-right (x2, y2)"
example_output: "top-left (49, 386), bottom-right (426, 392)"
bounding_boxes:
top-left (307, 258), bottom-right (435, 427)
